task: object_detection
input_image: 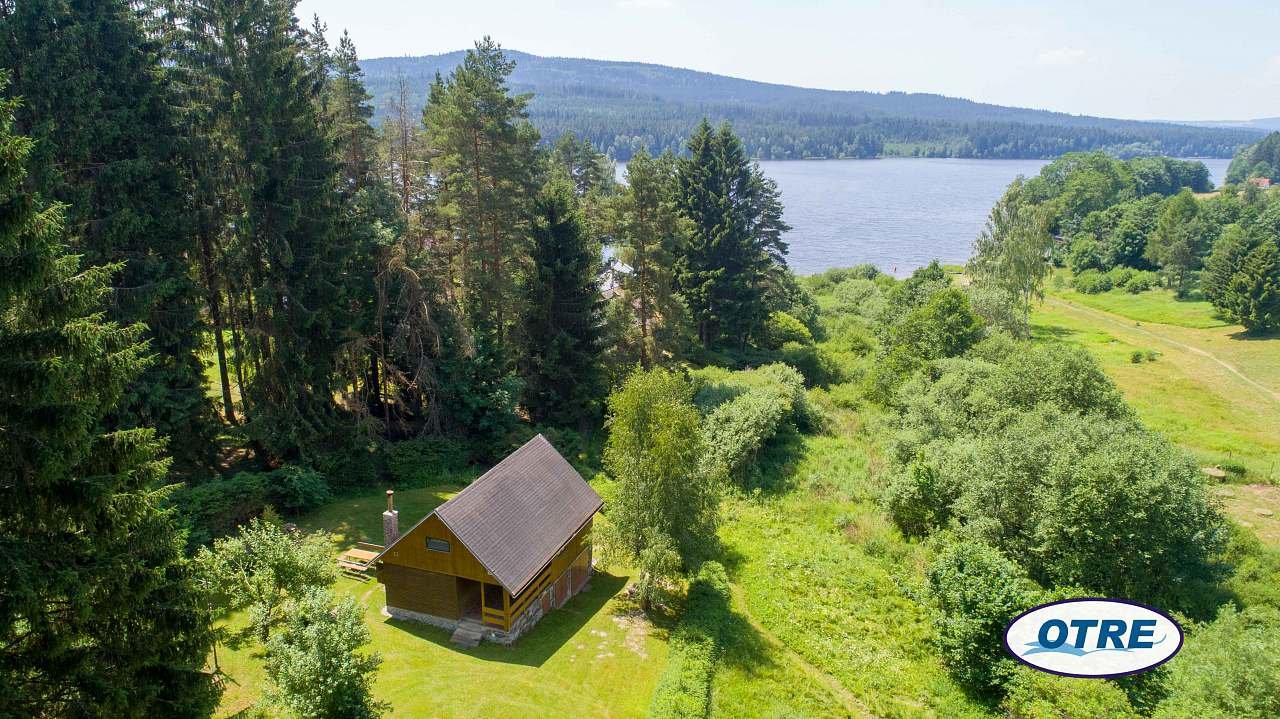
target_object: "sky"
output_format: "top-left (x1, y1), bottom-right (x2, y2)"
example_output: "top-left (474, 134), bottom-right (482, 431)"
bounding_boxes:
top-left (295, 0), bottom-right (1280, 122)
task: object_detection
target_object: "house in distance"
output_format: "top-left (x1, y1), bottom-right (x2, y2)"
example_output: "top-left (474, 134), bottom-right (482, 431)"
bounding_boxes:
top-left (373, 434), bottom-right (602, 645)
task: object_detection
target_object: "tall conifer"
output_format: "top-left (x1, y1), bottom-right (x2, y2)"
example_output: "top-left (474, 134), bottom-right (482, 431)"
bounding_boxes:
top-left (0, 84), bottom-right (217, 719)
top-left (0, 0), bottom-right (219, 472)
top-left (675, 120), bottom-right (789, 350)
top-left (521, 177), bottom-right (606, 426)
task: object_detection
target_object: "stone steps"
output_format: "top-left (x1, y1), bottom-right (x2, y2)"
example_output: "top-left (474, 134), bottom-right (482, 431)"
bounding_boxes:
top-left (450, 619), bottom-right (484, 648)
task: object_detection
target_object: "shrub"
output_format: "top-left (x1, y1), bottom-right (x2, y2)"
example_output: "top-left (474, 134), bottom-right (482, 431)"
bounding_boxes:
top-left (700, 388), bottom-right (791, 483)
top-left (764, 310), bottom-right (813, 348)
top-left (1124, 270), bottom-right (1160, 293)
top-left (648, 562), bottom-right (731, 719)
top-left (386, 435), bottom-right (468, 486)
top-left (1153, 606), bottom-right (1280, 719)
top-left (171, 473), bottom-right (267, 547)
top-left (1072, 269), bottom-right (1113, 294)
top-left (884, 457), bottom-right (957, 537)
top-left (967, 284), bottom-right (1029, 339)
top-left (888, 287), bottom-right (985, 361)
top-left (829, 278), bottom-right (885, 320)
top-left (1130, 350), bottom-right (1145, 363)
top-left (265, 589), bottom-right (385, 719)
top-left (925, 539), bottom-right (1040, 695)
top-left (779, 342), bottom-right (845, 387)
top-left (263, 466), bottom-right (330, 515)
top-left (1068, 235), bottom-right (1103, 273)
top-left (1002, 668), bottom-right (1139, 719)
top-left (954, 410), bottom-right (1228, 615)
top-left (1106, 265), bottom-right (1137, 288)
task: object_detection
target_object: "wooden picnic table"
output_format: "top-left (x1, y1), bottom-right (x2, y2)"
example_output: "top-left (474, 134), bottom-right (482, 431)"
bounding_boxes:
top-left (337, 544), bottom-right (383, 576)
top-left (343, 548), bottom-right (379, 563)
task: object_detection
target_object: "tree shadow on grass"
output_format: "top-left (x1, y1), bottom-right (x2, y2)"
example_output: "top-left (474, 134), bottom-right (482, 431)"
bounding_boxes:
top-left (381, 571), bottom-right (630, 668)
top-left (1030, 323), bottom-right (1079, 342)
top-left (1228, 328), bottom-right (1280, 342)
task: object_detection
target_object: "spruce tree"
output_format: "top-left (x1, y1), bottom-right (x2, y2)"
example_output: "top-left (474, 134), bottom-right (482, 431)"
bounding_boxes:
top-left (521, 177), bottom-right (606, 426)
top-left (0, 0), bottom-right (219, 473)
top-left (0, 86), bottom-right (217, 718)
top-left (1225, 238), bottom-right (1280, 333)
top-left (675, 120), bottom-right (789, 350)
top-left (208, 0), bottom-right (357, 460)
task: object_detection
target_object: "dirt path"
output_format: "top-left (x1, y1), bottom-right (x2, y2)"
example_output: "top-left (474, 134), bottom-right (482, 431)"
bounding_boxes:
top-left (1044, 296), bottom-right (1280, 405)
top-left (727, 583), bottom-right (879, 719)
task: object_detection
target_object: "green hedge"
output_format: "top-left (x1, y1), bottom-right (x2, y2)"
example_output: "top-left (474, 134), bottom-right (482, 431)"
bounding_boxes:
top-left (648, 562), bottom-right (731, 719)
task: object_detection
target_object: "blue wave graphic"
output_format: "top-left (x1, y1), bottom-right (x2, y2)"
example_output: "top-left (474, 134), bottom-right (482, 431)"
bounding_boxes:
top-left (1021, 634), bottom-right (1167, 657)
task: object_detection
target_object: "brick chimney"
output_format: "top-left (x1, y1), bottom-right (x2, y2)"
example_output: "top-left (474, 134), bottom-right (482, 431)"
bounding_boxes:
top-left (382, 489), bottom-right (399, 548)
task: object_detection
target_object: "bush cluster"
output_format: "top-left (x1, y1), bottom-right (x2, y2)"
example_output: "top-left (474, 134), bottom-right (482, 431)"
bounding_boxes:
top-left (695, 363), bottom-right (817, 484)
top-left (386, 435), bottom-right (469, 486)
top-left (172, 466), bottom-right (330, 546)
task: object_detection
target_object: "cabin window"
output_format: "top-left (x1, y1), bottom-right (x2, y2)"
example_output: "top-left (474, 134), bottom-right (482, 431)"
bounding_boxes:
top-left (425, 537), bottom-right (451, 553)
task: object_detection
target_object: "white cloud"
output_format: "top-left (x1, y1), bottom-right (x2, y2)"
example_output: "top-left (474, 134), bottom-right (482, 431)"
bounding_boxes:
top-left (616, 0), bottom-right (676, 9)
top-left (1036, 47), bottom-right (1092, 68)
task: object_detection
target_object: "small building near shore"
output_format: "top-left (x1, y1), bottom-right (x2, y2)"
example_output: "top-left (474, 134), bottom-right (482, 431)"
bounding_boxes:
top-left (1248, 177), bottom-right (1272, 189)
top-left (373, 434), bottom-right (601, 644)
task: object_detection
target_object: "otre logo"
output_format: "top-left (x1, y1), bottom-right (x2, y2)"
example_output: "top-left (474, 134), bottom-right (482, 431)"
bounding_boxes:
top-left (1003, 598), bottom-right (1183, 678)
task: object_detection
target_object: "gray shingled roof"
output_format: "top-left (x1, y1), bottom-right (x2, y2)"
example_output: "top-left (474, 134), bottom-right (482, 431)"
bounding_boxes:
top-left (422, 434), bottom-right (600, 595)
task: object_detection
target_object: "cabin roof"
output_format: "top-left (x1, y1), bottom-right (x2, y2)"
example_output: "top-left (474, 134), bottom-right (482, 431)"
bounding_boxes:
top-left (379, 434), bottom-right (601, 595)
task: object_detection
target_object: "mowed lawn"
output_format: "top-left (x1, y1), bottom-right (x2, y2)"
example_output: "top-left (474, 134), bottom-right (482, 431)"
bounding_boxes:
top-left (1032, 288), bottom-right (1280, 542)
top-left (214, 485), bottom-right (669, 719)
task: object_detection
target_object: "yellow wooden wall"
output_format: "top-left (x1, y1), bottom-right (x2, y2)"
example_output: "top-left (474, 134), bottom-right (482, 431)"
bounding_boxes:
top-left (380, 513), bottom-right (497, 584)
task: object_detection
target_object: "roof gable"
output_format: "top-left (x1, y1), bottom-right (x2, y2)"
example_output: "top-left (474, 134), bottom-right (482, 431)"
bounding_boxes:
top-left (379, 434), bottom-right (601, 595)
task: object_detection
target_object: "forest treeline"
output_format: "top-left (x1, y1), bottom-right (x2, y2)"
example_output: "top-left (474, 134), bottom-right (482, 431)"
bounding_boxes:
top-left (360, 51), bottom-right (1262, 161)
top-left (995, 152), bottom-right (1280, 331)
top-left (0, 1), bottom-right (812, 714)
top-left (1227, 131), bottom-right (1280, 184)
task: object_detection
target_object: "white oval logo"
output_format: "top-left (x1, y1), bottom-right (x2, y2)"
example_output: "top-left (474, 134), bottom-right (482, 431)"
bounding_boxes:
top-left (1003, 598), bottom-right (1183, 678)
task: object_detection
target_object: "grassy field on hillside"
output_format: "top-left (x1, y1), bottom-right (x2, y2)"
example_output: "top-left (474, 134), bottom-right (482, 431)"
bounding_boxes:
top-left (1032, 285), bottom-right (1280, 545)
top-left (1032, 291), bottom-right (1280, 483)
top-left (714, 408), bottom-right (993, 719)
top-left (213, 485), bottom-right (670, 719)
top-left (1047, 273), bottom-right (1230, 329)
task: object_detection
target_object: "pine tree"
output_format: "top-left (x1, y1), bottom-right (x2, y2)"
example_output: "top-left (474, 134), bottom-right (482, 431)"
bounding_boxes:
top-left (0, 0), bottom-right (219, 473)
top-left (0, 84), bottom-right (217, 718)
top-left (419, 37), bottom-right (539, 449)
top-left (606, 149), bottom-right (691, 367)
top-left (520, 177), bottom-right (606, 426)
top-left (675, 120), bottom-right (789, 350)
top-left (421, 36), bottom-right (540, 345)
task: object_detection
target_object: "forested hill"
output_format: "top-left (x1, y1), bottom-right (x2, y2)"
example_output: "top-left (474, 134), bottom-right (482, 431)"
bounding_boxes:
top-left (360, 50), bottom-right (1261, 160)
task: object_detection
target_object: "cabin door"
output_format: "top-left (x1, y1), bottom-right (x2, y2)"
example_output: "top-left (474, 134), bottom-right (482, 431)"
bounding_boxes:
top-left (457, 578), bottom-right (482, 620)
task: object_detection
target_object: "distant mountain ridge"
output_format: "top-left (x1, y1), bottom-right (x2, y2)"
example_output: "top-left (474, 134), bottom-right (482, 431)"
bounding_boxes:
top-left (360, 50), bottom-right (1263, 161)
top-left (1174, 118), bottom-right (1280, 132)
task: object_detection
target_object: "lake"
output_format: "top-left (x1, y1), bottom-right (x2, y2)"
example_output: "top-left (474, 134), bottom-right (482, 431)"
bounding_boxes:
top-left (755, 157), bottom-right (1232, 276)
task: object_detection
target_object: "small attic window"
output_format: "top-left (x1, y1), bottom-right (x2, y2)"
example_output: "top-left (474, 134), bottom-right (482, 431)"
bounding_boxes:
top-left (426, 537), bottom-right (451, 553)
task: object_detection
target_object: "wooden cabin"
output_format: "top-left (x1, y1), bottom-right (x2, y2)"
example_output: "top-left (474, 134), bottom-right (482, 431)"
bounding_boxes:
top-left (374, 434), bottom-right (602, 644)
